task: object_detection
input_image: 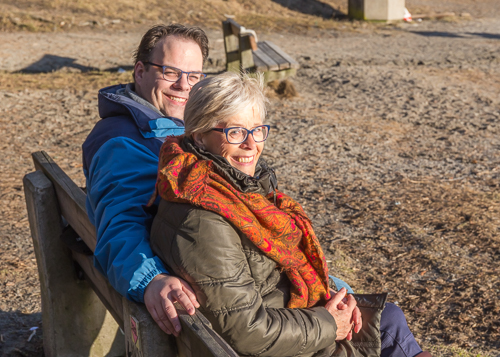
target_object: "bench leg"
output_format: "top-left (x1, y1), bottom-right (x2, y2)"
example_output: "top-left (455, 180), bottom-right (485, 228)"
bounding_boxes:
top-left (24, 171), bottom-right (125, 357)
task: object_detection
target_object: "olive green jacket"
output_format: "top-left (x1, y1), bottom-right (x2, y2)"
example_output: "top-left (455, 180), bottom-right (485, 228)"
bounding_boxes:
top-left (150, 141), bottom-right (386, 356)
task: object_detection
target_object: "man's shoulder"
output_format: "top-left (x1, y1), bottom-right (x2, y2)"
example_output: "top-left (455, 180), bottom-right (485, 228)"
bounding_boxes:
top-left (82, 112), bottom-right (163, 172)
top-left (83, 83), bottom-right (185, 171)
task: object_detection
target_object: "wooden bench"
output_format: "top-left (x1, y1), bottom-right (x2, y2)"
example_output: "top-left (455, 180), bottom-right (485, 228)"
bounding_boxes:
top-left (23, 151), bottom-right (239, 357)
top-left (222, 18), bottom-right (299, 81)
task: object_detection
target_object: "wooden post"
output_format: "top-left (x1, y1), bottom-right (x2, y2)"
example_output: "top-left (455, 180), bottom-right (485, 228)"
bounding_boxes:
top-left (23, 170), bottom-right (125, 357)
top-left (222, 20), bottom-right (240, 72)
top-left (239, 34), bottom-right (255, 71)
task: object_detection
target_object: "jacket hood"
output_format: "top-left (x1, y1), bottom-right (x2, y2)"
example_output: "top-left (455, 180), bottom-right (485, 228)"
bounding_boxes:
top-left (181, 136), bottom-right (278, 195)
top-left (98, 84), bottom-right (184, 138)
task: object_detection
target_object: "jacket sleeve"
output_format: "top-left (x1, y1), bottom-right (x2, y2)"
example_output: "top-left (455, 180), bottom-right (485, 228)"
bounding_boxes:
top-left (85, 137), bottom-right (168, 303)
top-left (151, 208), bottom-right (338, 356)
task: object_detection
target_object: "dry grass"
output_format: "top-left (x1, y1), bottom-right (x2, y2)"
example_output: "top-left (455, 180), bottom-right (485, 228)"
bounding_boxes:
top-left (0, 0), bottom-right (350, 33)
top-left (0, 70), bottom-right (131, 91)
top-left (1, 0), bottom-right (497, 34)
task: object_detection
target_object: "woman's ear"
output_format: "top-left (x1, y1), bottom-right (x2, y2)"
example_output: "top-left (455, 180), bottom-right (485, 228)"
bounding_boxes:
top-left (192, 132), bottom-right (206, 150)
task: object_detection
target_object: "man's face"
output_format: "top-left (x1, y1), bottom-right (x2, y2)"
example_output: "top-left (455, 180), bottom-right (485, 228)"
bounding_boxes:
top-left (134, 36), bottom-right (204, 120)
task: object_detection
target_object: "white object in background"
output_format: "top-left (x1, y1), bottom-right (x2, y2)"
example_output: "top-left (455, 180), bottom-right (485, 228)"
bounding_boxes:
top-left (404, 7), bottom-right (412, 22)
top-left (28, 327), bottom-right (38, 342)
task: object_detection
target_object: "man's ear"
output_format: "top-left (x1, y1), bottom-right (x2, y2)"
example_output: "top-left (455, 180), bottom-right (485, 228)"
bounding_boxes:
top-left (192, 132), bottom-right (205, 150)
top-left (134, 61), bottom-right (146, 85)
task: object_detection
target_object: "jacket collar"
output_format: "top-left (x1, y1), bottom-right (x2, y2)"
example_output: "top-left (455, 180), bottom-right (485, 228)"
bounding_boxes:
top-left (98, 83), bottom-right (185, 139)
top-left (181, 137), bottom-right (278, 195)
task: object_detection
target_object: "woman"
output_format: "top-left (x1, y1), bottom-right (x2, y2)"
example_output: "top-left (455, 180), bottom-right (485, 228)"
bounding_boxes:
top-left (149, 72), bottom-right (430, 357)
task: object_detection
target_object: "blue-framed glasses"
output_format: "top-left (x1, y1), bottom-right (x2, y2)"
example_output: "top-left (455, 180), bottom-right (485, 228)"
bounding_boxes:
top-left (144, 62), bottom-right (206, 86)
top-left (211, 125), bottom-right (271, 144)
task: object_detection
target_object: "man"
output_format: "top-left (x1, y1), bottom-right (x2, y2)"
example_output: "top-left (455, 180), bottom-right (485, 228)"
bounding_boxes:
top-left (82, 24), bottom-right (209, 337)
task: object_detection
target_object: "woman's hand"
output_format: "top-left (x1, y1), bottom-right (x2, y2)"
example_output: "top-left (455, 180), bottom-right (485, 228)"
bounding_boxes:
top-left (343, 305), bottom-right (362, 341)
top-left (325, 288), bottom-right (358, 341)
top-left (329, 288), bottom-right (363, 340)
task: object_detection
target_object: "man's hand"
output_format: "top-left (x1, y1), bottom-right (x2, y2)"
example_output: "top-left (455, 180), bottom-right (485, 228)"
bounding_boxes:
top-left (325, 288), bottom-right (358, 341)
top-left (144, 274), bottom-right (200, 337)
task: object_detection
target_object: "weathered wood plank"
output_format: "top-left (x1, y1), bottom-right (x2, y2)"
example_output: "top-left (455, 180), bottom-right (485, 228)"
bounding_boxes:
top-left (252, 48), bottom-right (280, 71)
top-left (257, 41), bottom-right (291, 70)
top-left (263, 68), bottom-right (297, 83)
top-left (252, 53), bottom-right (270, 72)
top-left (223, 21), bottom-right (240, 72)
top-left (32, 151), bottom-right (96, 251)
top-left (239, 34), bottom-right (255, 70)
top-left (259, 41), bottom-right (300, 69)
top-left (226, 18), bottom-right (242, 36)
top-left (23, 170), bottom-right (124, 357)
top-left (72, 251), bottom-right (125, 327)
top-left (124, 300), bottom-right (178, 357)
top-left (174, 303), bottom-right (239, 357)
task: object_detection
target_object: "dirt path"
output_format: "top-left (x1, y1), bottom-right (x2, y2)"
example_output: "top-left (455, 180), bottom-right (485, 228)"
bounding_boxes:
top-left (1, 5), bottom-right (499, 357)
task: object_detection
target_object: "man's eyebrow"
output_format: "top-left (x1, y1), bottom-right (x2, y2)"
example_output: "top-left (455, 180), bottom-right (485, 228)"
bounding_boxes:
top-left (161, 64), bottom-right (203, 72)
top-left (225, 122), bottom-right (263, 128)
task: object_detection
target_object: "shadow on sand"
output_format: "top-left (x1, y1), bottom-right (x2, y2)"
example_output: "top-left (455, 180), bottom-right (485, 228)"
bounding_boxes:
top-left (19, 54), bottom-right (99, 73)
top-left (465, 32), bottom-right (500, 40)
top-left (271, 0), bottom-right (345, 19)
top-left (18, 55), bottom-right (133, 73)
top-left (411, 31), bottom-right (500, 40)
top-left (410, 31), bottom-right (465, 38)
top-left (0, 310), bottom-right (43, 356)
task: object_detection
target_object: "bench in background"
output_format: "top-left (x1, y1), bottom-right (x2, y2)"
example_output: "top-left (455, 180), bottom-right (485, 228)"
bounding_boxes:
top-left (23, 151), bottom-right (239, 357)
top-left (222, 18), bottom-right (299, 82)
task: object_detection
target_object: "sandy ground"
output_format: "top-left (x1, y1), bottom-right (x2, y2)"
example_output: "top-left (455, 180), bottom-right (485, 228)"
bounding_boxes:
top-left (1, 1), bottom-right (499, 356)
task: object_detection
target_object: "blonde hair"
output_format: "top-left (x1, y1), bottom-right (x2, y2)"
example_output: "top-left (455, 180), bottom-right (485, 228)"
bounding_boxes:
top-left (184, 72), bottom-right (268, 136)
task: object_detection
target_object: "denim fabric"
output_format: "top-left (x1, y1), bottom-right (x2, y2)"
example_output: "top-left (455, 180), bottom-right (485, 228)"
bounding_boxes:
top-left (380, 303), bottom-right (423, 357)
top-left (329, 275), bottom-right (355, 294)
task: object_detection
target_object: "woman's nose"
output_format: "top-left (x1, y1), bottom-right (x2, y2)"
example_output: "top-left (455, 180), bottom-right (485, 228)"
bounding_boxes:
top-left (240, 133), bottom-right (257, 149)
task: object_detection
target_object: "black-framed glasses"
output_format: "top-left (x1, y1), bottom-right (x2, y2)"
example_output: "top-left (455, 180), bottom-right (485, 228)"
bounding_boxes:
top-left (211, 125), bottom-right (271, 144)
top-left (144, 62), bottom-right (206, 86)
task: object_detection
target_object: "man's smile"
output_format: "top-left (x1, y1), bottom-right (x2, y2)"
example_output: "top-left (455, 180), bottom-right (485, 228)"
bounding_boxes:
top-left (165, 94), bottom-right (187, 104)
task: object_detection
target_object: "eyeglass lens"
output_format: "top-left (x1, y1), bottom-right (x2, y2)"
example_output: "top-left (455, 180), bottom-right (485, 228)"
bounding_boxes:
top-left (162, 67), bottom-right (204, 85)
top-left (227, 126), bottom-right (269, 143)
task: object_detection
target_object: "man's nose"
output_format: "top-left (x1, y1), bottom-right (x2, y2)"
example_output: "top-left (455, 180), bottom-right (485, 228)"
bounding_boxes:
top-left (173, 73), bottom-right (191, 90)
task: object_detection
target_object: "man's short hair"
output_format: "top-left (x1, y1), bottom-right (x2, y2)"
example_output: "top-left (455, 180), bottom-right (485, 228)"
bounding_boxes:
top-left (133, 24), bottom-right (209, 80)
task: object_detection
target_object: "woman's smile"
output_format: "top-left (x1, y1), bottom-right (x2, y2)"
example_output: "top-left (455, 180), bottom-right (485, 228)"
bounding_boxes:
top-left (232, 155), bottom-right (254, 164)
top-left (194, 105), bottom-right (264, 177)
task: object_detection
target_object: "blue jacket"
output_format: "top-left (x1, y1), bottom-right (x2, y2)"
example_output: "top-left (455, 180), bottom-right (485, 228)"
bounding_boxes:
top-left (82, 84), bottom-right (185, 302)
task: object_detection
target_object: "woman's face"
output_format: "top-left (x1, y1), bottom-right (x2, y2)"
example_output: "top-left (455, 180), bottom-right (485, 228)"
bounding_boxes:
top-left (194, 105), bottom-right (264, 177)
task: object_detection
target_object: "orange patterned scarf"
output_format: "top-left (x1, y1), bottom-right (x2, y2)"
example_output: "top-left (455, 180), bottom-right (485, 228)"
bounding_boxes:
top-left (151, 136), bottom-right (331, 308)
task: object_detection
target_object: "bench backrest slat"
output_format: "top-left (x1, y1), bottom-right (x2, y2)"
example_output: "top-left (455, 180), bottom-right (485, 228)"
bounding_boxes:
top-left (32, 151), bottom-right (97, 251)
